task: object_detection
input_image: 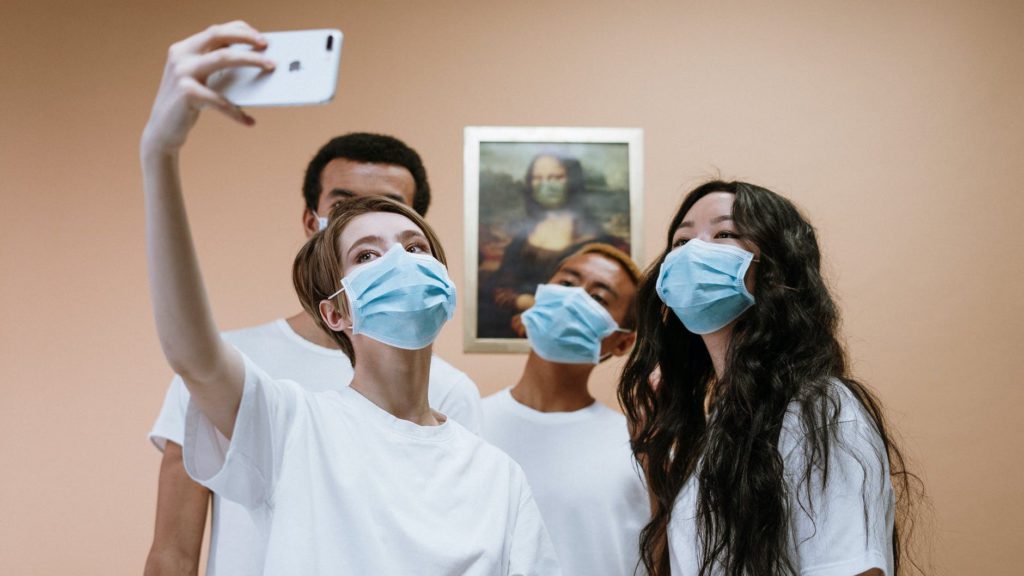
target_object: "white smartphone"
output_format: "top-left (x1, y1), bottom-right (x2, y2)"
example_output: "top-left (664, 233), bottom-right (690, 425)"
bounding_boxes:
top-left (207, 29), bottom-right (343, 107)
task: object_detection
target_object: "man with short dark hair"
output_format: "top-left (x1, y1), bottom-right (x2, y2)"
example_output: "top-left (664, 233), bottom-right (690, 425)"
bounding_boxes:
top-left (481, 243), bottom-right (650, 576)
top-left (144, 133), bottom-right (482, 576)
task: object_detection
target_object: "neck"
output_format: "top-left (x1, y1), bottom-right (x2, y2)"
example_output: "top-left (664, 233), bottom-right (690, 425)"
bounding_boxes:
top-left (286, 311), bottom-right (339, 349)
top-left (511, 352), bottom-right (596, 412)
top-left (700, 324), bottom-right (734, 417)
top-left (349, 338), bottom-right (438, 426)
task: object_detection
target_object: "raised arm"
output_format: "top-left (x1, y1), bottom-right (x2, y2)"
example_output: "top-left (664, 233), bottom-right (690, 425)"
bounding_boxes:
top-left (141, 21), bottom-right (274, 437)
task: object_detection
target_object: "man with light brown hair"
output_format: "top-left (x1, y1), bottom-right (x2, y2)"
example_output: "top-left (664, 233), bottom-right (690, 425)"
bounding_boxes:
top-left (143, 32), bottom-right (482, 574)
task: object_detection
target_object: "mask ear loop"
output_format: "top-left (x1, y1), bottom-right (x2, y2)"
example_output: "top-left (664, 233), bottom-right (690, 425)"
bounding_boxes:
top-left (753, 254), bottom-right (798, 291)
top-left (327, 284), bottom-right (345, 301)
top-left (324, 284), bottom-right (354, 331)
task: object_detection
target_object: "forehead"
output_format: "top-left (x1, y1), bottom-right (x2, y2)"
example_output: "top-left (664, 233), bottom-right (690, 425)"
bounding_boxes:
top-left (338, 211), bottom-right (424, 247)
top-left (680, 191), bottom-right (735, 224)
top-left (555, 252), bottom-right (634, 291)
top-left (319, 158), bottom-right (416, 205)
top-left (531, 155), bottom-right (566, 176)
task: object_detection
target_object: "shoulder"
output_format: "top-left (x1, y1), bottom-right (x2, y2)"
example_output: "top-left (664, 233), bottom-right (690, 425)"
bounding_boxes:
top-left (221, 319), bottom-right (283, 345)
top-left (587, 402), bottom-right (635, 447)
top-left (779, 379), bottom-right (887, 465)
top-left (239, 351), bottom-right (307, 403)
top-left (429, 355), bottom-right (479, 395)
top-left (429, 354), bottom-right (472, 381)
top-left (480, 388), bottom-right (510, 410)
top-left (592, 400), bottom-right (628, 423)
top-left (451, 419), bottom-right (522, 472)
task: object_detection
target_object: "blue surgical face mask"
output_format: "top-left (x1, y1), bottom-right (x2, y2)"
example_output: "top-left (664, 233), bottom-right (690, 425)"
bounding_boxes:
top-left (522, 284), bottom-right (629, 364)
top-left (656, 238), bottom-right (756, 334)
top-left (327, 243), bottom-right (456, 350)
top-left (533, 180), bottom-right (568, 209)
top-left (313, 211), bottom-right (328, 232)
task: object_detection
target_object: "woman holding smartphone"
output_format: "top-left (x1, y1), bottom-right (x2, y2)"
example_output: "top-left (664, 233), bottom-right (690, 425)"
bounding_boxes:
top-left (142, 21), bottom-right (559, 575)
top-left (619, 181), bottom-right (919, 576)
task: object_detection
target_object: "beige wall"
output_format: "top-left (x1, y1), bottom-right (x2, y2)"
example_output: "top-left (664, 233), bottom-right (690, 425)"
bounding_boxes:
top-left (2, 0), bottom-right (1021, 573)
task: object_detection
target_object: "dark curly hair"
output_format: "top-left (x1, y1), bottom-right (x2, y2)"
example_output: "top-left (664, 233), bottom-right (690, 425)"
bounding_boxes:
top-left (302, 132), bottom-right (431, 216)
top-left (619, 180), bottom-right (921, 576)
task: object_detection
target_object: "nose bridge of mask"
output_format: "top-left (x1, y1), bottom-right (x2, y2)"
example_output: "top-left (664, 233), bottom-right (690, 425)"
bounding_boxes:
top-left (539, 284), bottom-right (621, 336)
top-left (657, 238), bottom-right (756, 334)
top-left (664, 239), bottom-right (754, 289)
top-left (691, 238), bottom-right (753, 266)
top-left (325, 243), bottom-right (404, 304)
top-left (338, 243), bottom-right (456, 349)
top-left (524, 283), bottom-right (625, 364)
top-left (568, 286), bottom-right (622, 336)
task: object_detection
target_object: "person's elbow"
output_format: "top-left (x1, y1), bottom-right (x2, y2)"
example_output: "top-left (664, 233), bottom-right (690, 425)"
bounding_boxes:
top-left (160, 338), bottom-right (226, 391)
top-left (143, 546), bottom-right (199, 576)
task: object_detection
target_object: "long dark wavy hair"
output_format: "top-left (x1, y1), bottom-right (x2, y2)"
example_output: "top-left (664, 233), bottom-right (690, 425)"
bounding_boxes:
top-left (619, 181), bottom-right (921, 576)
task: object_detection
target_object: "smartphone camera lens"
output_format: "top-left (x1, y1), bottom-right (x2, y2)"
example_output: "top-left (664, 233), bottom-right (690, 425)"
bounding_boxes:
top-left (326, 35), bottom-right (334, 51)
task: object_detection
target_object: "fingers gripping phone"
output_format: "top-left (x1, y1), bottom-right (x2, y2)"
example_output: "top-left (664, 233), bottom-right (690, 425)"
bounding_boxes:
top-left (207, 29), bottom-right (343, 107)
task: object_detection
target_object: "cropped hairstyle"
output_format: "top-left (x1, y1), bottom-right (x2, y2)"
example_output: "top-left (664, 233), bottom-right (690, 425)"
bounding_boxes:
top-left (292, 196), bottom-right (447, 364)
top-left (302, 132), bottom-right (432, 216)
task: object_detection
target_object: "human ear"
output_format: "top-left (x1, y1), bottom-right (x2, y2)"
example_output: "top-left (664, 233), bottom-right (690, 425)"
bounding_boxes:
top-left (600, 330), bottom-right (636, 360)
top-left (610, 331), bottom-right (637, 357)
top-left (319, 298), bottom-right (351, 332)
top-left (302, 207), bottom-right (319, 239)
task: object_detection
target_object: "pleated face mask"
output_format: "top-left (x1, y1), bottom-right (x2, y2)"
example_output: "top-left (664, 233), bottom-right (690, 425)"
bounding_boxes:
top-left (655, 238), bottom-right (756, 334)
top-left (522, 284), bottom-right (629, 364)
top-left (328, 243), bottom-right (456, 350)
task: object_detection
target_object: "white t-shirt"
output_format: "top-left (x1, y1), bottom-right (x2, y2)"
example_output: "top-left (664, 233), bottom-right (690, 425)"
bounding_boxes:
top-left (481, 388), bottom-right (650, 576)
top-left (184, 354), bottom-right (561, 576)
top-left (149, 318), bottom-right (483, 576)
top-left (669, 383), bottom-right (895, 576)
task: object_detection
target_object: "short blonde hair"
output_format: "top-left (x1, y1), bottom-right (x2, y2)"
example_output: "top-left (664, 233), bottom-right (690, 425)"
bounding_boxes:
top-left (292, 196), bottom-right (447, 364)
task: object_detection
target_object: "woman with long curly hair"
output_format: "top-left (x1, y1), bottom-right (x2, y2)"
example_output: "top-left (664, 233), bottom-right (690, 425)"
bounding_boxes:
top-left (619, 180), bottom-right (919, 576)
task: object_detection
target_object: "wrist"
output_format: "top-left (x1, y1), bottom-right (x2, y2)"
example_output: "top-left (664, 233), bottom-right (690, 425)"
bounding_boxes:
top-left (140, 131), bottom-right (180, 165)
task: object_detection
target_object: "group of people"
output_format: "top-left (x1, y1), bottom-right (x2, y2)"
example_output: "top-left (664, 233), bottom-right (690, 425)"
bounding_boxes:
top-left (142, 21), bottom-right (915, 576)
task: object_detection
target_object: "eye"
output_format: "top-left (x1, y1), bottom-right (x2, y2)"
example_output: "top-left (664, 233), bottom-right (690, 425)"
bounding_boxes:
top-left (354, 250), bottom-right (377, 264)
top-left (671, 237), bottom-right (689, 249)
top-left (406, 241), bottom-right (429, 254)
top-left (715, 230), bottom-right (740, 239)
top-left (590, 293), bottom-right (608, 306)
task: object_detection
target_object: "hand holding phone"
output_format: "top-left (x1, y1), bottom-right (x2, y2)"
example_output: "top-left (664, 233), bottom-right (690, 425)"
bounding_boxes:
top-left (206, 29), bottom-right (343, 107)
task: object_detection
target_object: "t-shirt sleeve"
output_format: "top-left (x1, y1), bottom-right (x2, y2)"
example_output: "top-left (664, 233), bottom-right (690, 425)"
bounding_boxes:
top-left (782, 419), bottom-right (895, 576)
top-left (182, 352), bottom-right (304, 509)
top-left (436, 371), bottom-right (483, 435)
top-left (507, 470), bottom-right (562, 576)
top-left (148, 375), bottom-right (190, 451)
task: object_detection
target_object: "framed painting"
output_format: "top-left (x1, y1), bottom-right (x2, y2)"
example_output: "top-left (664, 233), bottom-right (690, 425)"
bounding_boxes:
top-left (464, 126), bottom-right (644, 352)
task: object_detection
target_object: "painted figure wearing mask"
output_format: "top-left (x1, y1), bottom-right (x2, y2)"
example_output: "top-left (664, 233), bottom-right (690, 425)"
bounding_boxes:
top-left (481, 152), bottom-right (620, 339)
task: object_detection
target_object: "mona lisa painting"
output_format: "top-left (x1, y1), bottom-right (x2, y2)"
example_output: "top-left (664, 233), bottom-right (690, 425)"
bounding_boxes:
top-left (464, 126), bottom-right (644, 352)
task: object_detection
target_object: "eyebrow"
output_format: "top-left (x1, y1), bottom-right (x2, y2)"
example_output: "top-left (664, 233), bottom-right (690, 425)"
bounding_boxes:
top-left (677, 214), bottom-right (733, 228)
top-left (346, 229), bottom-right (427, 259)
top-left (327, 188), bottom-right (406, 203)
top-left (557, 266), bottom-right (620, 299)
